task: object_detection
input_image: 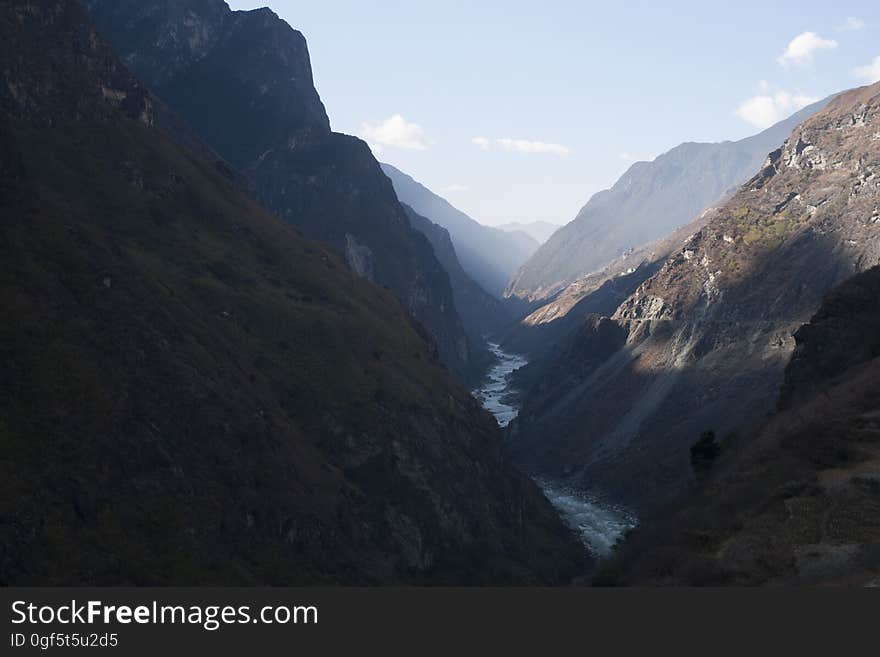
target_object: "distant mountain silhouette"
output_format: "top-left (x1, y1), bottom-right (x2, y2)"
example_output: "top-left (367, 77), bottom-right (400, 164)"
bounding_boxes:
top-left (403, 205), bottom-right (513, 348)
top-left (496, 221), bottom-right (561, 244)
top-left (381, 163), bottom-right (539, 298)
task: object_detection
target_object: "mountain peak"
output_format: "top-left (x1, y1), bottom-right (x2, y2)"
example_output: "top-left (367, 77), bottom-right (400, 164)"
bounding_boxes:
top-left (85, 0), bottom-right (330, 168)
top-left (85, 0), bottom-right (480, 379)
top-left (506, 96), bottom-right (835, 302)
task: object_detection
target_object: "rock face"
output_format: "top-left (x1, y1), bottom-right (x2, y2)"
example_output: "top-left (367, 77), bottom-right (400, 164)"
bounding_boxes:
top-left (381, 163), bottom-right (540, 298)
top-left (0, 0), bottom-right (152, 127)
top-left (507, 98), bottom-right (833, 302)
top-left (403, 205), bottom-right (512, 350)
top-left (511, 82), bottom-right (880, 513)
top-left (82, 0), bottom-right (474, 380)
top-left (597, 267), bottom-right (880, 585)
top-left (0, 0), bottom-right (586, 585)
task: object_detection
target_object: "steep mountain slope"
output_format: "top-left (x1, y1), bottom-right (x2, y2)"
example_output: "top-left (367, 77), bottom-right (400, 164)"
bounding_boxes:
top-left (510, 82), bottom-right (880, 513)
top-left (496, 221), bottom-right (561, 245)
top-left (82, 0), bottom-right (474, 379)
top-left (403, 205), bottom-right (512, 347)
top-left (380, 163), bottom-right (540, 298)
top-left (507, 98), bottom-right (833, 302)
top-left (0, 0), bottom-right (586, 585)
top-left (500, 210), bottom-right (715, 358)
top-left (597, 267), bottom-right (880, 585)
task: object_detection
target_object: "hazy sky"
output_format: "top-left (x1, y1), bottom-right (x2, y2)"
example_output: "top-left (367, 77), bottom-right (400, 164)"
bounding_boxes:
top-left (228, 1), bottom-right (880, 226)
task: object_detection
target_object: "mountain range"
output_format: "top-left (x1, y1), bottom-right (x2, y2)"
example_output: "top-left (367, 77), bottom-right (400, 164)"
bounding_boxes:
top-left (509, 82), bottom-right (880, 515)
top-left (5, 0), bottom-right (880, 589)
top-left (0, 0), bottom-right (585, 584)
top-left (82, 0), bottom-right (480, 380)
top-left (380, 163), bottom-right (540, 298)
top-left (506, 97), bottom-right (834, 303)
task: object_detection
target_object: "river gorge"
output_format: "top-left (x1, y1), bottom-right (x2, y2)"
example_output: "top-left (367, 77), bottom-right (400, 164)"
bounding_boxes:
top-left (473, 343), bottom-right (636, 559)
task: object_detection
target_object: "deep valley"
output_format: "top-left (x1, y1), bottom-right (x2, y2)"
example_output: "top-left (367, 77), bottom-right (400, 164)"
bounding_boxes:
top-left (2, 0), bottom-right (880, 589)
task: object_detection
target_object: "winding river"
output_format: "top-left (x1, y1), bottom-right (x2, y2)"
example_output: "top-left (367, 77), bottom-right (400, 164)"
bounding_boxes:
top-left (473, 343), bottom-right (636, 558)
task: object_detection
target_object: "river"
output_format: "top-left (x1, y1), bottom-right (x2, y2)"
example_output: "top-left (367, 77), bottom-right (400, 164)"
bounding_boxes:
top-left (473, 342), bottom-right (637, 558)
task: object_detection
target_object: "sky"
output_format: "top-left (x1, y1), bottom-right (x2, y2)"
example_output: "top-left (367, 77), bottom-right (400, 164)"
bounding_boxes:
top-left (228, 0), bottom-right (880, 227)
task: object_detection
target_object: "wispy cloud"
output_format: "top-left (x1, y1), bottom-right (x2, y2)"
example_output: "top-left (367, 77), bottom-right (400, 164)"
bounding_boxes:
top-left (837, 17), bottom-right (865, 32)
top-left (471, 136), bottom-right (490, 150)
top-left (360, 114), bottom-right (433, 151)
top-left (496, 138), bottom-right (570, 156)
top-left (853, 56), bottom-right (880, 83)
top-left (472, 135), bottom-right (570, 156)
top-left (439, 184), bottom-right (468, 193)
top-left (777, 31), bottom-right (837, 68)
top-left (735, 88), bottom-right (818, 129)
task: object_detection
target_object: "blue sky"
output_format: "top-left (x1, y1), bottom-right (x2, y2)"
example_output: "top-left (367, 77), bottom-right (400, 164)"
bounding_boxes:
top-left (229, 1), bottom-right (880, 226)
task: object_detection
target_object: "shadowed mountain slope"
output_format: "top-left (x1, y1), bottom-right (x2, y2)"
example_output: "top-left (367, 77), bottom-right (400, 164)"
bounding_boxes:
top-left (82, 0), bottom-right (475, 379)
top-left (597, 267), bottom-right (880, 585)
top-left (0, 0), bottom-right (586, 585)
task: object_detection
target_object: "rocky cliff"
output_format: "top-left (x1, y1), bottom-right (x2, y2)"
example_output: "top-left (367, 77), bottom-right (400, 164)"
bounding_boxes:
top-left (597, 267), bottom-right (880, 585)
top-left (507, 98), bottom-right (832, 302)
top-left (82, 0), bottom-right (474, 379)
top-left (511, 82), bottom-right (880, 513)
top-left (0, 0), bottom-right (586, 584)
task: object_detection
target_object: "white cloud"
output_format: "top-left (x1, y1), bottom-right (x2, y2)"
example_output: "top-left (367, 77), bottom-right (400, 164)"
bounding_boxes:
top-left (777, 32), bottom-right (837, 68)
top-left (439, 184), bottom-right (468, 193)
top-left (735, 90), bottom-right (818, 129)
top-left (471, 135), bottom-right (571, 156)
top-left (471, 136), bottom-right (490, 150)
top-left (496, 138), bottom-right (570, 156)
top-left (837, 17), bottom-right (865, 32)
top-left (360, 114), bottom-right (432, 151)
top-left (853, 55), bottom-right (880, 83)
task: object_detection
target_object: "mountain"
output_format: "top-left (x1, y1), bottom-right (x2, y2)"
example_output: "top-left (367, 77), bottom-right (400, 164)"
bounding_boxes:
top-left (380, 163), bottom-right (540, 298)
top-left (0, 0), bottom-right (586, 584)
top-left (597, 266), bottom-right (880, 585)
top-left (509, 82), bottom-right (880, 514)
top-left (496, 221), bottom-right (561, 244)
top-left (506, 98), bottom-right (834, 302)
top-left (499, 213), bottom-right (711, 358)
top-left (82, 0), bottom-right (475, 380)
top-left (403, 205), bottom-right (513, 348)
